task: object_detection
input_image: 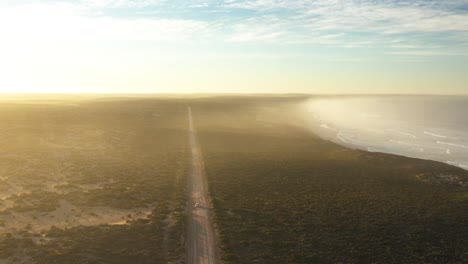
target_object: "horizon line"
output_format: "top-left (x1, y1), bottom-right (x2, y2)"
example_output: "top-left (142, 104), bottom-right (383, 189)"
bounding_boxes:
top-left (0, 92), bottom-right (468, 97)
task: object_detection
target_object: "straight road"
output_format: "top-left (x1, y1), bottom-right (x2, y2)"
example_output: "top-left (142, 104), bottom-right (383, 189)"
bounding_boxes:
top-left (186, 107), bottom-right (220, 264)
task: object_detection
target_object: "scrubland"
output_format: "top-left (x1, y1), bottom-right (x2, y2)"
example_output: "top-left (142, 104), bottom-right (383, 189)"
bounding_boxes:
top-left (192, 96), bottom-right (468, 264)
top-left (0, 95), bottom-right (466, 264)
top-left (0, 99), bottom-right (188, 263)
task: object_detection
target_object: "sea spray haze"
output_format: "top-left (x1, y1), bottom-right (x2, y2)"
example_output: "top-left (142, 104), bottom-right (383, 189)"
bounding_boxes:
top-left (305, 96), bottom-right (468, 170)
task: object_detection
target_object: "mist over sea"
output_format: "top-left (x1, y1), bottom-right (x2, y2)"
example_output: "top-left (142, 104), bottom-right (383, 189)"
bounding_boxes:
top-left (306, 96), bottom-right (468, 170)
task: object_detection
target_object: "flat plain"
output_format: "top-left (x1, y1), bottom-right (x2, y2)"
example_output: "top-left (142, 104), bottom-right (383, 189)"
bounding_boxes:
top-left (0, 98), bottom-right (189, 263)
top-left (0, 95), bottom-right (466, 264)
top-left (192, 96), bottom-right (468, 264)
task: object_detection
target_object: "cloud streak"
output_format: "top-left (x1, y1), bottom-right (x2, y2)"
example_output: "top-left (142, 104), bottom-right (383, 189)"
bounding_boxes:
top-left (0, 0), bottom-right (467, 56)
top-left (223, 0), bottom-right (468, 51)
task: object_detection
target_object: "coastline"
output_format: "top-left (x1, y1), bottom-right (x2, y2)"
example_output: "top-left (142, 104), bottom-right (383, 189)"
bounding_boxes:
top-left (309, 117), bottom-right (468, 172)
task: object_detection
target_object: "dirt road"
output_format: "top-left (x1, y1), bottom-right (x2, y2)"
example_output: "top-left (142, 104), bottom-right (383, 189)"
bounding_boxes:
top-left (186, 107), bottom-right (220, 264)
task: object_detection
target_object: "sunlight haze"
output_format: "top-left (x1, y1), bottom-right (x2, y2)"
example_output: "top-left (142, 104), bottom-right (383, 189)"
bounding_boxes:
top-left (1, 2), bottom-right (468, 262)
top-left (0, 0), bottom-right (467, 94)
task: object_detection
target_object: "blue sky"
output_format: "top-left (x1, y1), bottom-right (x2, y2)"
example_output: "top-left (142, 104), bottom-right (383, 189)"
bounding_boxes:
top-left (0, 0), bottom-right (467, 94)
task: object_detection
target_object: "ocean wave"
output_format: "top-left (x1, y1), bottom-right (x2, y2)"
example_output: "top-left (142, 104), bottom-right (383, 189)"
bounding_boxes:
top-left (386, 129), bottom-right (417, 138)
top-left (307, 97), bottom-right (468, 171)
top-left (320, 124), bottom-right (334, 130)
top-left (437, 141), bottom-right (467, 148)
top-left (337, 132), bottom-right (351, 144)
top-left (389, 140), bottom-right (422, 147)
top-left (448, 161), bottom-right (468, 169)
top-left (424, 131), bottom-right (447, 138)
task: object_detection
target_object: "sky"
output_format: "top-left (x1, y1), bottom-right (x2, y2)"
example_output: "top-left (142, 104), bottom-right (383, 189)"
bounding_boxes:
top-left (0, 0), bottom-right (467, 94)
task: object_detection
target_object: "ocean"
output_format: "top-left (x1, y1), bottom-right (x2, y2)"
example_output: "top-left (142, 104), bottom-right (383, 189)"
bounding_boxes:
top-left (305, 96), bottom-right (468, 170)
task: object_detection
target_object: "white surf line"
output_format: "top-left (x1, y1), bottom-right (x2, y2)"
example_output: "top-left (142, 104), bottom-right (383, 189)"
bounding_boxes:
top-left (186, 107), bottom-right (221, 264)
top-left (337, 131), bottom-right (351, 144)
top-left (386, 129), bottom-right (417, 138)
top-left (448, 161), bottom-right (468, 169)
top-left (437, 141), bottom-right (468, 149)
top-left (320, 124), bottom-right (333, 130)
top-left (424, 131), bottom-right (447, 138)
top-left (389, 139), bottom-right (421, 147)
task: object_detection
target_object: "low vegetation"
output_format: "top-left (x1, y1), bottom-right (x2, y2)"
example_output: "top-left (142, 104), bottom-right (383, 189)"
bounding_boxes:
top-left (193, 97), bottom-right (468, 263)
top-left (0, 99), bottom-right (189, 263)
top-left (1, 95), bottom-right (467, 263)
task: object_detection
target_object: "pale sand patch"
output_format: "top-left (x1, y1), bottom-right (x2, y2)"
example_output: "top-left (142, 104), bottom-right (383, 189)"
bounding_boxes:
top-left (0, 200), bottom-right (153, 234)
top-left (0, 254), bottom-right (33, 264)
top-left (0, 180), bottom-right (29, 200)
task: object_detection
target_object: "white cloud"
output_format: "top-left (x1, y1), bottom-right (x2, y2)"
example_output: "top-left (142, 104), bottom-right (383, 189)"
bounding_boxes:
top-left (388, 50), bottom-right (468, 56)
top-left (82, 0), bottom-right (165, 8)
top-left (224, 1), bottom-right (468, 34)
top-left (0, 2), bottom-right (210, 42)
top-left (220, 0), bottom-right (468, 55)
top-left (1, 0), bottom-right (467, 55)
top-left (225, 0), bottom-right (308, 10)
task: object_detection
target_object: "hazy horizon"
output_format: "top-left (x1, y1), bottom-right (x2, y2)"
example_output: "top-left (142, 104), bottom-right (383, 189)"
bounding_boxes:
top-left (2, 92), bottom-right (468, 96)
